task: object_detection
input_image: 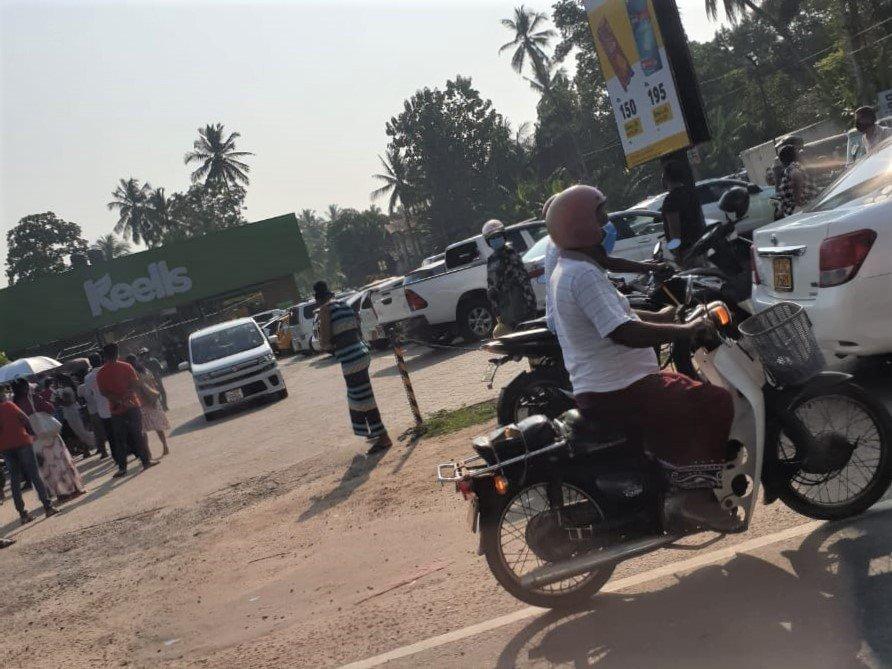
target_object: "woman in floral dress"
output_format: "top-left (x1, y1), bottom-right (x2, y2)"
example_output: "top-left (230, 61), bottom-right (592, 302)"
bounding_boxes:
top-left (126, 355), bottom-right (170, 457)
top-left (11, 379), bottom-right (85, 502)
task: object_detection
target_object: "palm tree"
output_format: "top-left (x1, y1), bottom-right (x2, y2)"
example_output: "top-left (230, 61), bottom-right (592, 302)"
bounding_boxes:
top-left (371, 148), bottom-right (417, 215)
top-left (499, 6), bottom-right (555, 85)
top-left (326, 204), bottom-right (342, 223)
top-left (146, 187), bottom-right (176, 242)
top-left (107, 178), bottom-right (152, 244)
top-left (184, 123), bottom-right (253, 190)
top-left (91, 233), bottom-right (131, 261)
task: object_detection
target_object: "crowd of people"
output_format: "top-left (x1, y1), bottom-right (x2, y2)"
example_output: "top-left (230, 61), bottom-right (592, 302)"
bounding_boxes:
top-left (0, 343), bottom-right (170, 542)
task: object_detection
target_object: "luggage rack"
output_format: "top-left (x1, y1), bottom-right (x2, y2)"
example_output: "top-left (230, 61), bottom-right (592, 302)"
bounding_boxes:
top-left (436, 438), bottom-right (568, 483)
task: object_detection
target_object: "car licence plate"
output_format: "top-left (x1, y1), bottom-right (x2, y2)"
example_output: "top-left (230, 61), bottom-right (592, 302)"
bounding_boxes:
top-left (773, 257), bottom-right (793, 292)
top-left (225, 388), bottom-right (244, 403)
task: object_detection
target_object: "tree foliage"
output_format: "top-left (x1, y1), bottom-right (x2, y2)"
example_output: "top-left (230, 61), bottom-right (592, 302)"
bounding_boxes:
top-left (6, 212), bottom-right (88, 285)
top-left (184, 123), bottom-right (253, 189)
top-left (91, 233), bottom-right (131, 261)
top-left (326, 207), bottom-right (394, 286)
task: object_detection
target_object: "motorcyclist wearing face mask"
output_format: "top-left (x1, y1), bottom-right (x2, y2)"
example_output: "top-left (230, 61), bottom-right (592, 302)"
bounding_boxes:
top-left (546, 185), bottom-right (740, 533)
top-left (483, 219), bottom-right (538, 334)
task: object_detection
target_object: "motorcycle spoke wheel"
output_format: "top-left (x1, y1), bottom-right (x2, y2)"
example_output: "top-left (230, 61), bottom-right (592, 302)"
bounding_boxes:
top-left (778, 395), bottom-right (883, 508)
top-left (497, 483), bottom-right (604, 595)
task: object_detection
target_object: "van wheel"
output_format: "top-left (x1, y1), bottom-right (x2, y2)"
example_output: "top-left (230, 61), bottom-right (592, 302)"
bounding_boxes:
top-left (276, 388), bottom-right (289, 400)
top-left (459, 297), bottom-right (495, 341)
top-left (204, 411), bottom-right (220, 422)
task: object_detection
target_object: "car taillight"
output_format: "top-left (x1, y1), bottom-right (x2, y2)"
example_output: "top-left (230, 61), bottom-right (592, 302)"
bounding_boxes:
top-left (819, 229), bottom-right (876, 287)
top-left (527, 265), bottom-right (544, 279)
top-left (749, 245), bottom-right (761, 285)
top-left (405, 288), bottom-right (428, 311)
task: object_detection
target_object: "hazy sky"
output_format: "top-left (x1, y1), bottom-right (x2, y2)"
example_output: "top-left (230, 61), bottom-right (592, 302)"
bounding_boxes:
top-left (0, 0), bottom-right (725, 284)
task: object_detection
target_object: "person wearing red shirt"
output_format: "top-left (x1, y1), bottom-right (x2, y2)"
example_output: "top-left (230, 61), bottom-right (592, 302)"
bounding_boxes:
top-left (96, 342), bottom-right (156, 477)
top-left (0, 398), bottom-right (57, 524)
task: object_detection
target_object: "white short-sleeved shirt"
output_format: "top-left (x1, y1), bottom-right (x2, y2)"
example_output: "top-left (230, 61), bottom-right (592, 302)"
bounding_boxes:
top-left (548, 251), bottom-right (659, 393)
top-left (83, 369), bottom-right (111, 419)
top-left (544, 239), bottom-right (559, 332)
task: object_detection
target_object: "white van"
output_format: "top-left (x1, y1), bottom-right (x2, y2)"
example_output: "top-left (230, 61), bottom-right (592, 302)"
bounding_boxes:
top-left (188, 318), bottom-right (287, 421)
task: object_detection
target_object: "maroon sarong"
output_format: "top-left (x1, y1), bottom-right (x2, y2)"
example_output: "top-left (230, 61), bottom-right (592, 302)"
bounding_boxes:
top-left (575, 371), bottom-right (733, 466)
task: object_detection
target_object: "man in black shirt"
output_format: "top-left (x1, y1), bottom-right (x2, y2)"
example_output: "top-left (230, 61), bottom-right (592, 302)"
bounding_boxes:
top-left (660, 160), bottom-right (705, 264)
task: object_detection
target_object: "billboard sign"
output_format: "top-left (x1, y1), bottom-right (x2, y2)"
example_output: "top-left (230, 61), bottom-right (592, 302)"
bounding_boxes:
top-left (0, 213), bottom-right (310, 353)
top-left (584, 0), bottom-right (704, 168)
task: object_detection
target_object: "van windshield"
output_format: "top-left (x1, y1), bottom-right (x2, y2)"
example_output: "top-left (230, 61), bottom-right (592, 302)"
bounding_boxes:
top-left (191, 323), bottom-right (265, 364)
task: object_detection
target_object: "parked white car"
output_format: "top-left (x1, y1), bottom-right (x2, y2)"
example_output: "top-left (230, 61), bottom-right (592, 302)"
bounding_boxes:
top-left (634, 178), bottom-right (777, 236)
top-left (370, 263), bottom-right (447, 333)
top-left (283, 299), bottom-right (319, 355)
top-left (188, 318), bottom-right (287, 421)
top-left (346, 288), bottom-right (390, 350)
top-left (752, 139), bottom-right (892, 358)
top-left (400, 220), bottom-right (547, 341)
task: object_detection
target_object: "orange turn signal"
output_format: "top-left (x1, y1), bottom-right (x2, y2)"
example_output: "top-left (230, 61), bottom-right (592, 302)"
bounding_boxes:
top-left (710, 304), bottom-right (732, 327)
top-left (494, 475), bottom-right (509, 495)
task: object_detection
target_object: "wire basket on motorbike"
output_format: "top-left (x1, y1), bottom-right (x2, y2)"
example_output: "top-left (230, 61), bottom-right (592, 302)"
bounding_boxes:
top-left (738, 301), bottom-right (825, 386)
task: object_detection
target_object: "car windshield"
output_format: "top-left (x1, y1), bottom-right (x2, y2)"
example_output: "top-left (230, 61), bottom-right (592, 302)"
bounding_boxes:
top-left (522, 235), bottom-right (550, 262)
top-left (808, 142), bottom-right (892, 212)
top-left (190, 323), bottom-right (265, 364)
top-left (633, 193), bottom-right (665, 210)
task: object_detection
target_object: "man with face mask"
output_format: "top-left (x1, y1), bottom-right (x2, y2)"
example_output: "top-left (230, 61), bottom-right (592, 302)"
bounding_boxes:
top-left (484, 219), bottom-right (538, 334)
top-left (547, 185), bottom-right (739, 533)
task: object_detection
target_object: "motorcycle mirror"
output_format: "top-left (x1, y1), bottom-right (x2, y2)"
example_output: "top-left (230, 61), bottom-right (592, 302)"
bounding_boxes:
top-left (666, 238), bottom-right (682, 252)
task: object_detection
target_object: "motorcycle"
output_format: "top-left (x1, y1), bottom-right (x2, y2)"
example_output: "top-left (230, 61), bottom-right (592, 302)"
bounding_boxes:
top-left (440, 301), bottom-right (892, 609)
top-left (484, 187), bottom-right (757, 426)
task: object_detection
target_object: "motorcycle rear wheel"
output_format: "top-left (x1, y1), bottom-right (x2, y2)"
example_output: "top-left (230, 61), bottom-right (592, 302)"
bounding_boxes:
top-left (769, 382), bottom-right (892, 520)
top-left (480, 480), bottom-right (615, 609)
top-left (496, 366), bottom-right (573, 426)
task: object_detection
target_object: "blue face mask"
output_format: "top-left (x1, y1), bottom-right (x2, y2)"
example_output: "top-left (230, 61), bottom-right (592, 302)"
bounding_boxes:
top-left (488, 235), bottom-right (506, 250)
top-left (601, 222), bottom-right (617, 255)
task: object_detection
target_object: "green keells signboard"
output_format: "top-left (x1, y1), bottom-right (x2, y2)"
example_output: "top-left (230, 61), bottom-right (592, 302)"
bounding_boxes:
top-left (0, 213), bottom-right (310, 352)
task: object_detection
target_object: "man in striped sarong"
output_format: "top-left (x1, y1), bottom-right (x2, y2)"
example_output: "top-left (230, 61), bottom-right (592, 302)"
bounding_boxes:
top-left (315, 281), bottom-right (393, 455)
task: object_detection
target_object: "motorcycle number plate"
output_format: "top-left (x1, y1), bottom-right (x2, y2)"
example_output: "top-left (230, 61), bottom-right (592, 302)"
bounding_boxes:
top-left (773, 257), bottom-right (793, 292)
top-left (467, 497), bottom-right (479, 532)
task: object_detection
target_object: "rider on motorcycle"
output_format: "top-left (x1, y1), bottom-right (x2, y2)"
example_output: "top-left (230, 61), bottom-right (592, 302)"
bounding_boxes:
top-left (546, 185), bottom-right (740, 532)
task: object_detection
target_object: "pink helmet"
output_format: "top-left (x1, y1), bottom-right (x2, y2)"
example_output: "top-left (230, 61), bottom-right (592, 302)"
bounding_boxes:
top-left (545, 185), bottom-right (606, 250)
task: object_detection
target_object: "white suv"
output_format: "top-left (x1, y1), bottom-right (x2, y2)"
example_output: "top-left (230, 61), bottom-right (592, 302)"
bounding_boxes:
top-left (752, 139), bottom-right (892, 358)
top-left (188, 318), bottom-right (287, 421)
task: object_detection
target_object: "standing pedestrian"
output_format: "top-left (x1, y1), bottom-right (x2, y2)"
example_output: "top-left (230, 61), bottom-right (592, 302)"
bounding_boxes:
top-left (138, 348), bottom-right (168, 411)
top-left (0, 388), bottom-right (57, 525)
top-left (79, 355), bottom-right (109, 459)
top-left (55, 374), bottom-right (95, 456)
top-left (483, 219), bottom-right (537, 336)
top-left (315, 281), bottom-right (392, 455)
top-left (777, 144), bottom-right (816, 218)
top-left (12, 379), bottom-right (85, 503)
top-left (126, 355), bottom-right (170, 456)
top-left (38, 378), bottom-right (55, 406)
top-left (82, 353), bottom-right (114, 460)
top-left (853, 106), bottom-right (891, 160)
top-left (659, 160), bottom-right (705, 263)
top-left (96, 342), bottom-right (157, 477)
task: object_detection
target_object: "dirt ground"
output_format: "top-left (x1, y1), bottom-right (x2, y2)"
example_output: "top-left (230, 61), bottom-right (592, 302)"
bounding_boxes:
top-left (0, 346), bottom-right (875, 667)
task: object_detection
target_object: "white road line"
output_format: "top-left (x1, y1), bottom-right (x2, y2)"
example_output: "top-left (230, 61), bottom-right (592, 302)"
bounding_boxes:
top-left (338, 516), bottom-right (841, 669)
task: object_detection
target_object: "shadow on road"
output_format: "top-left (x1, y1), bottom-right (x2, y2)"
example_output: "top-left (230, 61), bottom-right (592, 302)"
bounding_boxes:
top-left (297, 450), bottom-right (386, 523)
top-left (495, 509), bottom-right (892, 669)
top-left (169, 396), bottom-right (284, 437)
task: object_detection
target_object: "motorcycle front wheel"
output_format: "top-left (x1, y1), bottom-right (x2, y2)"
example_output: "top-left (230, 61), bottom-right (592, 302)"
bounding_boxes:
top-left (769, 381), bottom-right (892, 520)
top-left (480, 480), bottom-right (615, 609)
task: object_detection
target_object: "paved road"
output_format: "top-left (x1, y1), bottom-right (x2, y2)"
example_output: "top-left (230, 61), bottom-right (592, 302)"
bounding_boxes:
top-left (349, 503), bottom-right (892, 669)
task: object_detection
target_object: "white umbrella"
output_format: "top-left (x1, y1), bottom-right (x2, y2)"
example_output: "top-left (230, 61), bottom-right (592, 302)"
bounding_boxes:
top-left (0, 356), bottom-right (62, 384)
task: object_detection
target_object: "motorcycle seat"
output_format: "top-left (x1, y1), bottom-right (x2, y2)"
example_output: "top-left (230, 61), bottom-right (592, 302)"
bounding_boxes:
top-left (494, 328), bottom-right (561, 355)
top-left (559, 409), bottom-right (628, 452)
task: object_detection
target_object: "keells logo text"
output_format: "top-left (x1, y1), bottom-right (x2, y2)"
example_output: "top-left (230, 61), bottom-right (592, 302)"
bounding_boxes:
top-left (84, 261), bottom-right (193, 317)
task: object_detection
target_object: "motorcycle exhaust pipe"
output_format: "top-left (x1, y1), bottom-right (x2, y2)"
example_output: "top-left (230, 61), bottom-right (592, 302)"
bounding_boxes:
top-left (519, 534), bottom-right (681, 589)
